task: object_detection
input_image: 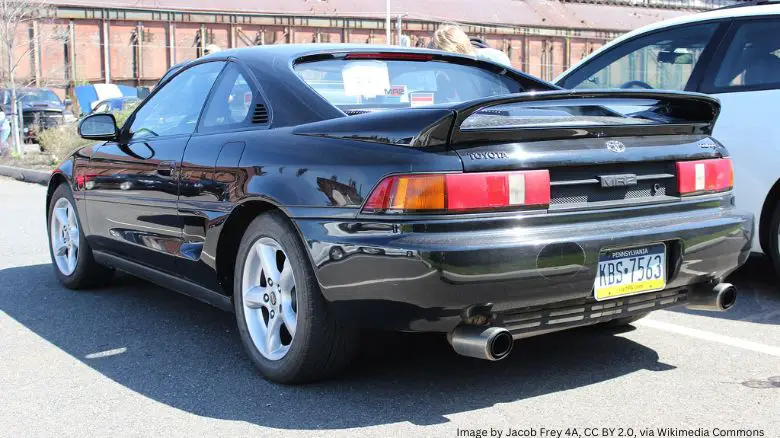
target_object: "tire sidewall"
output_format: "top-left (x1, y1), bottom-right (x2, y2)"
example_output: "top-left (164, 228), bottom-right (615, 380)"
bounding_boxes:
top-left (47, 184), bottom-right (91, 287)
top-left (768, 203), bottom-right (780, 277)
top-left (233, 212), bottom-right (318, 380)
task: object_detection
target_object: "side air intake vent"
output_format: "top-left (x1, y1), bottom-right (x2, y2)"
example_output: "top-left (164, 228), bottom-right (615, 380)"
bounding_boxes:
top-left (252, 104), bottom-right (269, 124)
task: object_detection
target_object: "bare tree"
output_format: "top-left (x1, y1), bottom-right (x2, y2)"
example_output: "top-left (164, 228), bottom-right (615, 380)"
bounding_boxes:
top-left (0, 0), bottom-right (60, 154)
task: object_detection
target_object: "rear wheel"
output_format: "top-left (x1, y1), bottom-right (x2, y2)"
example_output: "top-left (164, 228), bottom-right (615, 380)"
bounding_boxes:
top-left (234, 211), bottom-right (357, 383)
top-left (768, 203), bottom-right (780, 279)
top-left (47, 184), bottom-right (112, 289)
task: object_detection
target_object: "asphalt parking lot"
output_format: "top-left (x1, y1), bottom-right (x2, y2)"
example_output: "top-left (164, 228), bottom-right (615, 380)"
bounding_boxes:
top-left (1, 177), bottom-right (778, 437)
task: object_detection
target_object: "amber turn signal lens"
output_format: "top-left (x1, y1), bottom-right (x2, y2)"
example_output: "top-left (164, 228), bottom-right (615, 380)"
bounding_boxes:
top-left (363, 170), bottom-right (550, 214)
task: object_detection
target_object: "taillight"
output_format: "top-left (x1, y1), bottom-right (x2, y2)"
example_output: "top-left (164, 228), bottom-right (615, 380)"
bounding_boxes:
top-left (676, 158), bottom-right (733, 196)
top-left (362, 170), bottom-right (550, 214)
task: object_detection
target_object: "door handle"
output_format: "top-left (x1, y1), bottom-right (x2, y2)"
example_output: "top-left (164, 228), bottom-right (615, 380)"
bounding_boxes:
top-left (157, 161), bottom-right (176, 177)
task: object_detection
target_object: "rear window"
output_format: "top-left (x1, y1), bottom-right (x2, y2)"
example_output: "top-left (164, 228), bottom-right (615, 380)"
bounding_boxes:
top-left (293, 58), bottom-right (523, 110)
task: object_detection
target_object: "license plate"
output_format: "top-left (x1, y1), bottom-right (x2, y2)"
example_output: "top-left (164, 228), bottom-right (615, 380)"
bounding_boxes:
top-left (594, 244), bottom-right (666, 301)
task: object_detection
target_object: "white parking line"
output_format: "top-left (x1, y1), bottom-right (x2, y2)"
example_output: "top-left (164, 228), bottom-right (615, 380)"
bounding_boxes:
top-left (637, 319), bottom-right (780, 357)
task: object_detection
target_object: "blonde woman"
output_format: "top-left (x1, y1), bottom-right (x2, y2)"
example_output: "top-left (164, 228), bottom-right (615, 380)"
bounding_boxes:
top-left (433, 24), bottom-right (475, 56)
top-left (433, 24), bottom-right (512, 68)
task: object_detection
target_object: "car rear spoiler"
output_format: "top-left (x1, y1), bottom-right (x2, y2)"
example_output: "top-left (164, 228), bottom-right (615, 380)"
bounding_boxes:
top-left (293, 90), bottom-right (720, 147)
top-left (447, 89), bottom-right (721, 145)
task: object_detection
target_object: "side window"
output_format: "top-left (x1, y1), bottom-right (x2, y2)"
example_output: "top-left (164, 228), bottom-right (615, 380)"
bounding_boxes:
top-left (128, 61), bottom-right (224, 140)
top-left (560, 23), bottom-right (718, 91)
top-left (93, 102), bottom-right (107, 113)
top-left (705, 20), bottom-right (780, 92)
top-left (199, 63), bottom-right (255, 132)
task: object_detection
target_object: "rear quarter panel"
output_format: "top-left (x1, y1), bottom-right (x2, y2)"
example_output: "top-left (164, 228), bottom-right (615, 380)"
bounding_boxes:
top-left (236, 128), bottom-right (464, 214)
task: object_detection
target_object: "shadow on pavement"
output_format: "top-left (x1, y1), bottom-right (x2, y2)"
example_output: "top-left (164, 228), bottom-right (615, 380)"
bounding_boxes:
top-left (1, 263), bottom-right (674, 429)
top-left (672, 255), bottom-right (780, 325)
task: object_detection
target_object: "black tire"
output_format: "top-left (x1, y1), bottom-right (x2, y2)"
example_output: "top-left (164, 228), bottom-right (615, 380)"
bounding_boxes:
top-left (768, 203), bottom-right (780, 279)
top-left (597, 312), bottom-right (648, 328)
top-left (233, 211), bottom-right (358, 384)
top-left (47, 184), bottom-right (113, 289)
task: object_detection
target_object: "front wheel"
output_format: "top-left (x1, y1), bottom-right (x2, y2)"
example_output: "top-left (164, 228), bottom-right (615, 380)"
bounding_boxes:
top-left (234, 211), bottom-right (357, 383)
top-left (47, 184), bottom-right (112, 289)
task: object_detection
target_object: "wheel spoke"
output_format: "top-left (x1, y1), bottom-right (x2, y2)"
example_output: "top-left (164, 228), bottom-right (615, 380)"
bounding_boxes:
top-left (281, 300), bottom-right (296, 337)
top-left (266, 313), bottom-right (282, 353)
top-left (69, 229), bottom-right (80, 248)
top-left (54, 207), bottom-right (68, 227)
top-left (66, 205), bottom-right (74, 227)
top-left (279, 260), bottom-right (294, 293)
top-left (257, 244), bottom-right (280, 286)
top-left (243, 286), bottom-right (266, 309)
top-left (67, 246), bottom-right (77, 272)
top-left (55, 242), bottom-right (68, 256)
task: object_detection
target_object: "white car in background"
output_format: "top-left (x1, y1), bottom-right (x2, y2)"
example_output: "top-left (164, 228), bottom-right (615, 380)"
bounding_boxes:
top-left (556, 2), bottom-right (780, 275)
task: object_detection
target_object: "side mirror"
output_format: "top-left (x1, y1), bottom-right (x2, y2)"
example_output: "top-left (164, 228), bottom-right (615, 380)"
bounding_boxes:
top-left (658, 50), bottom-right (694, 65)
top-left (78, 113), bottom-right (118, 141)
top-left (64, 98), bottom-right (72, 107)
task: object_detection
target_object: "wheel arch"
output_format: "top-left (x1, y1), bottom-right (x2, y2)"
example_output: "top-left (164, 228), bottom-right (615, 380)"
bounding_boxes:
top-left (215, 198), bottom-right (308, 297)
top-left (46, 171), bottom-right (70, 218)
top-left (758, 177), bottom-right (780, 254)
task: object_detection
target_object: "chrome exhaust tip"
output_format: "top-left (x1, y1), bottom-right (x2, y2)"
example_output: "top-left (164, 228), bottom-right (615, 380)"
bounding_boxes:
top-left (686, 282), bottom-right (737, 312)
top-left (448, 325), bottom-right (513, 361)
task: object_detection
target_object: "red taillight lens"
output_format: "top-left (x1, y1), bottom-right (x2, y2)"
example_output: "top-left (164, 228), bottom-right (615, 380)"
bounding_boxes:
top-left (676, 158), bottom-right (733, 196)
top-left (362, 170), bottom-right (550, 214)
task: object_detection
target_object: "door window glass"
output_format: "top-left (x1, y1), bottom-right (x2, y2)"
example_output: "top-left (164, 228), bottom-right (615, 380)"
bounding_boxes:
top-left (200, 64), bottom-right (255, 131)
top-left (560, 23), bottom-right (717, 91)
top-left (129, 61), bottom-right (224, 140)
top-left (710, 20), bottom-right (780, 91)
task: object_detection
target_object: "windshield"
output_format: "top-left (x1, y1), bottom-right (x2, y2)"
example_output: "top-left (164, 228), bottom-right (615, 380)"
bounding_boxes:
top-left (20, 90), bottom-right (62, 105)
top-left (294, 58), bottom-right (523, 110)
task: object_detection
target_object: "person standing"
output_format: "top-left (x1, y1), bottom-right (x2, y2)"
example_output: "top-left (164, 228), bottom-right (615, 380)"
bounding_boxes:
top-left (0, 108), bottom-right (10, 156)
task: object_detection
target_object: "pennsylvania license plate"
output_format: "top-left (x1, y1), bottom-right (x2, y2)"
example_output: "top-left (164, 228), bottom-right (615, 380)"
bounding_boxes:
top-left (594, 244), bottom-right (666, 301)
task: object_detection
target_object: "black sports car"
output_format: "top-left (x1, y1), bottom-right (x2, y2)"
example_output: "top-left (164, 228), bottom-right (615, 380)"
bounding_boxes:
top-left (47, 44), bottom-right (753, 383)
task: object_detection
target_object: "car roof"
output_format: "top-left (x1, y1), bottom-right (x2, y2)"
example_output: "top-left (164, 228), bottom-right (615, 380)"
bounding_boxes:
top-left (555, 3), bottom-right (780, 83)
top-left (168, 43), bottom-right (556, 128)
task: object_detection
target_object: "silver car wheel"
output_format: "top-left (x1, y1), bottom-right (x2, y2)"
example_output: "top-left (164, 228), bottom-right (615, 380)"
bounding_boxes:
top-left (50, 197), bottom-right (80, 276)
top-left (241, 237), bottom-right (298, 361)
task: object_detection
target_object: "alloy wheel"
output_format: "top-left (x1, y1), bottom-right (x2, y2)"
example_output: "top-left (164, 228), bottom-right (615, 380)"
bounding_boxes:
top-left (50, 198), bottom-right (80, 276)
top-left (241, 237), bottom-right (298, 361)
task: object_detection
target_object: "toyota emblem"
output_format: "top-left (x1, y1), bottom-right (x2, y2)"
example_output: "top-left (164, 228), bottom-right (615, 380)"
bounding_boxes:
top-left (605, 140), bottom-right (626, 153)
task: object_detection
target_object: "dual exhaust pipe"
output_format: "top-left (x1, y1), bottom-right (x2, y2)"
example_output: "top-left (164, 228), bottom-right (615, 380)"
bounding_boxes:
top-left (449, 282), bottom-right (737, 361)
top-left (685, 282), bottom-right (737, 312)
top-left (448, 325), bottom-right (514, 361)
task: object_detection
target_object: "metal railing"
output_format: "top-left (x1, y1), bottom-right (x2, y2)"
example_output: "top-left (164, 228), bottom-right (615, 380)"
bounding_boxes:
top-left (559, 0), bottom-right (744, 10)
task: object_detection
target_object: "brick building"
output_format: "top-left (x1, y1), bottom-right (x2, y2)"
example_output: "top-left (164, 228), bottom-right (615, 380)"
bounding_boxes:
top-left (1, 0), bottom-right (736, 99)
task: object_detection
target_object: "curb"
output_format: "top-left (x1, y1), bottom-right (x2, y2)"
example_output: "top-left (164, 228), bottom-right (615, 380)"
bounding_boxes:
top-left (0, 165), bottom-right (51, 186)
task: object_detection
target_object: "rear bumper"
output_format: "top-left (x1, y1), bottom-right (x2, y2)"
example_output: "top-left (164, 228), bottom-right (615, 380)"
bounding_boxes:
top-left (294, 194), bottom-right (753, 333)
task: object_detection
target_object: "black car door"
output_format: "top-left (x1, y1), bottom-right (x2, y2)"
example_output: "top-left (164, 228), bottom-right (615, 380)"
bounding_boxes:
top-left (85, 61), bottom-right (225, 272)
top-left (176, 61), bottom-right (268, 289)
